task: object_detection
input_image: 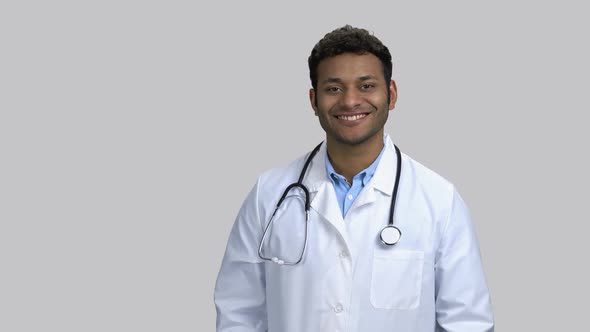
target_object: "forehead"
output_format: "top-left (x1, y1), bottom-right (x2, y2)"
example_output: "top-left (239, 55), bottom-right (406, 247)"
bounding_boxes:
top-left (316, 53), bottom-right (384, 82)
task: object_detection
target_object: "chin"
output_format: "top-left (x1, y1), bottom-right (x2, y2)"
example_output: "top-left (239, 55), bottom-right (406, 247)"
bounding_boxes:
top-left (333, 135), bottom-right (371, 146)
top-left (332, 129), bottom-right (383, 146)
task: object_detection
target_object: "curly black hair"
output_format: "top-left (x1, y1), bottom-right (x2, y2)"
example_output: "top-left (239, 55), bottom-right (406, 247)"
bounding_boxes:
top-left (308, 25), bottom-right (393, 92)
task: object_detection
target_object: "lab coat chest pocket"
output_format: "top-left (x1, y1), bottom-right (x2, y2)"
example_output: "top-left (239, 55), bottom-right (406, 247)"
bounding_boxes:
top-left (370, 249), bottom-right (424, 310)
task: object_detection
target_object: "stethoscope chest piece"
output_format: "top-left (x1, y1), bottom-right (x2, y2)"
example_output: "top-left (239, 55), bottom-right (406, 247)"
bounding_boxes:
top-left (380, 225), bottom-right (401, 246)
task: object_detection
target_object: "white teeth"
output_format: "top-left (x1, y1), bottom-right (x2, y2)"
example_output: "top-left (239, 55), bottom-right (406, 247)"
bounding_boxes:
top-left (338, 114), bottom-right (367, 121)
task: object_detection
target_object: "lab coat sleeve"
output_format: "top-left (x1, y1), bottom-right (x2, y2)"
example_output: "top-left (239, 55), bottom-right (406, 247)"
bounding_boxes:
top-left (214, 179), bottom-right (267, 332)
top-left (434, 187), bottom-right (495, 332)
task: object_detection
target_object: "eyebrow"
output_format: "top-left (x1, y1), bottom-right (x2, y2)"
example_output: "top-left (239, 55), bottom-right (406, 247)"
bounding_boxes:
top-left (358, 75), bottom-right (377, 81)
top-left (320, 75), bottom-right (378, 85)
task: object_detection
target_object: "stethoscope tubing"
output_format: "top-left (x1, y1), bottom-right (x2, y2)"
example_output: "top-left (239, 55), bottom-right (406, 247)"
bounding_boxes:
top-left (258, 141), bottom-right (402, 264)
top-left (257, 144), bottom-right (321, 265)
top-left (388, 145), bottom-right (402, 227)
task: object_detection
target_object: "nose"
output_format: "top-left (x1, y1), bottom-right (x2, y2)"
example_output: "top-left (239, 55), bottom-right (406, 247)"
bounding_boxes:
top-left (340, 88), bottom-right (362, 109)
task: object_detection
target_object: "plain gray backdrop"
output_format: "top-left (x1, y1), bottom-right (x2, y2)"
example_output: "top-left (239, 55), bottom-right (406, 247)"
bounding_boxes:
top-left (1, 0), bottom-right (589, 331)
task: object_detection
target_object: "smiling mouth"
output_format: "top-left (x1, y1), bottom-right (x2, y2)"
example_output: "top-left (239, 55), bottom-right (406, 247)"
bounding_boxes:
top-left (336, 113), bottom-right (368, 121)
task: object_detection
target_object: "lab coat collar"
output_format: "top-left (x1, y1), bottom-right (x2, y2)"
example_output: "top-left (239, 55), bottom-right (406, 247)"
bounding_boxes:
top-left (370, 134), bottom-right (398, 197)
top-left (304, 142), bottom-right (330, 193)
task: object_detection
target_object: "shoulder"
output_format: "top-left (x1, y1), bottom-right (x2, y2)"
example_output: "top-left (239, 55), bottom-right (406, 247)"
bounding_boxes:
top-left (401, 151), bottom-right (457, 209)
top-left (254, 151), bottom-right (310, 201)
top-left (261, 153), bottom-right (305, 179)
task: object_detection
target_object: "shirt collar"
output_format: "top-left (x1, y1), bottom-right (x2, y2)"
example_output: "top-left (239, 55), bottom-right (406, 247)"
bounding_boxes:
top-left (304, 134), bottom-right (399, 195)
top-left (325, 141), bottom-right (386, 187)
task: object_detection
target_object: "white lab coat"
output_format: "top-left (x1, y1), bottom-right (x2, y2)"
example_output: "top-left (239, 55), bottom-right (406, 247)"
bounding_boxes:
top-left (215, 134), bottom-right (494, 332)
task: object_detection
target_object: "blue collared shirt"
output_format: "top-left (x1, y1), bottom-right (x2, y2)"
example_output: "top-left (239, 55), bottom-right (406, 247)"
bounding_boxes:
top-left (325, 146), bottom-right (386, 217)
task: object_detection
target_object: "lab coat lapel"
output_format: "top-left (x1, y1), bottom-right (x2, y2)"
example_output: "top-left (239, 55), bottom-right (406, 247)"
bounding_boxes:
top-left (302, 143), bottom-right (350, 246)
top-left (348, 135), bottom-right (398, 210)
top-left (367, 135), bottom-right (397, 198)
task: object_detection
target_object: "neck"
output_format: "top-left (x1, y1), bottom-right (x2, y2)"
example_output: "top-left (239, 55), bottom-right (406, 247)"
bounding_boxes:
top-left (326, 133), bottom-right (384, 184)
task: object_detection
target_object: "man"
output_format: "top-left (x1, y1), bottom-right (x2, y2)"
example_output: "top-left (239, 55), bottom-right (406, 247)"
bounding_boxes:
top-left (215, 25), bottom-right (494, 332)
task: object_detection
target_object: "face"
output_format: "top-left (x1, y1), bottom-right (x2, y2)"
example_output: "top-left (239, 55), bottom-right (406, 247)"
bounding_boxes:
top-left (310, 53), bottom-right (397, 147)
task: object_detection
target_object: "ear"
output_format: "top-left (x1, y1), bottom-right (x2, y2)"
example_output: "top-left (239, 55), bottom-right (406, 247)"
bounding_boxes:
top-left (388, 80), bottom-right (398, 110)
top-left (309, 88), bottom-right (318, 116)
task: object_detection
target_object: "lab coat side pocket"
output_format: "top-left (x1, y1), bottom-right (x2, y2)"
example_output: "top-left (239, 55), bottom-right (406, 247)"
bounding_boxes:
top-left (370, 250), bottom-right (424, 310)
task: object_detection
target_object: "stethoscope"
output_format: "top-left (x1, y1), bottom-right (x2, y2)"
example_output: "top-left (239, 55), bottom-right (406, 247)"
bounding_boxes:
top-left (258, 142), bottom-right (403, 265)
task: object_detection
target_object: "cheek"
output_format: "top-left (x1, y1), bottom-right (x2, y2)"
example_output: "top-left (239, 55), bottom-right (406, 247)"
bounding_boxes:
top-left (316, 94), bottom-right (338, 108)
top-left (316, 102), bottom-right (333, 116)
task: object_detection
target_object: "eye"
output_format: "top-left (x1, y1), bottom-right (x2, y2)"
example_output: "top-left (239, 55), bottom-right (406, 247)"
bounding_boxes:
top-left (360, 83), bottom-right (375, 91)
top-left (325, 86), bottom-right (342, 93)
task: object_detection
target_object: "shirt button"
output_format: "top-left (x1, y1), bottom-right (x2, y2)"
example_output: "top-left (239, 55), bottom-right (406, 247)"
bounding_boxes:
top-left (347, 194), bottom-right (353, 200)
top-left (333, 303), bottom-right (344, 313)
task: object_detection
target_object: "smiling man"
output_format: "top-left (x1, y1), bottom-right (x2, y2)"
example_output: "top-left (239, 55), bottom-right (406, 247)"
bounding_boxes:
top-left (310, 51), bottom-right (395, 186)
top-left (214, 25), bottom-right (495, 332)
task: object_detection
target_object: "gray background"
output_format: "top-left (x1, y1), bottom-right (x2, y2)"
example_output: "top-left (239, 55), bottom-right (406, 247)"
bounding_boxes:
top-left (1, 0), bottom-right (589, 331)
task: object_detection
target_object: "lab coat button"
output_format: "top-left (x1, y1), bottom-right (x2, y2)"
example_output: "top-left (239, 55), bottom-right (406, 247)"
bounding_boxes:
top-left (339, 251), bottom-right (348, 258)
top-left (333, 303), bottom-right (344, 313)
